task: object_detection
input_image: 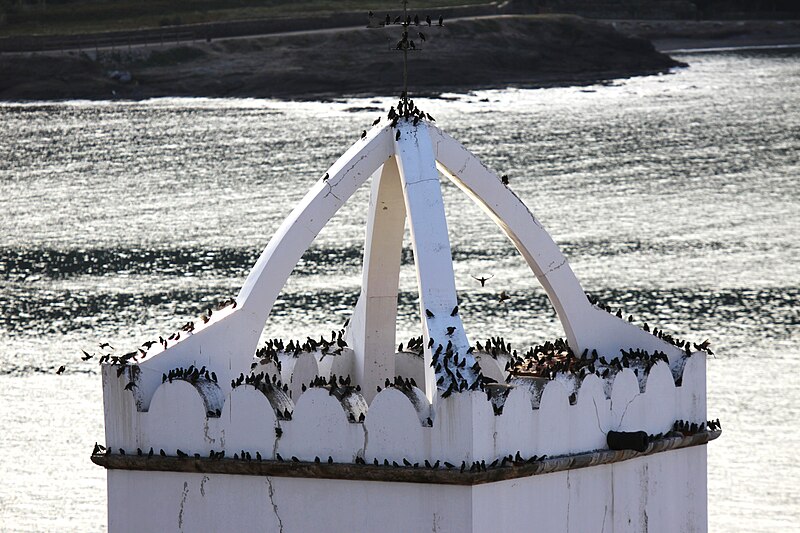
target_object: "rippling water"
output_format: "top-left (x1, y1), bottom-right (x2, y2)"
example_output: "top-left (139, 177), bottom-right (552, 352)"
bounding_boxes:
top-left (0, 49), bottom-right (798, 532)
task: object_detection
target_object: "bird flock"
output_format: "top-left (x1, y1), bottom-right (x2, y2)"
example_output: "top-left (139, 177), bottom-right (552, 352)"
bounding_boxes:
top-left (59, 297), bottom-right (239, 377)
top-left (505, 338), bottom-right (672, 383)
top-left (587, 294), bottom-right (714, 356)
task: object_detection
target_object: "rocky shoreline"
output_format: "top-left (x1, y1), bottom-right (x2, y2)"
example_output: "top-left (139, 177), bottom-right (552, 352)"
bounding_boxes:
top-left (0, 15), bottom-right (686, 101)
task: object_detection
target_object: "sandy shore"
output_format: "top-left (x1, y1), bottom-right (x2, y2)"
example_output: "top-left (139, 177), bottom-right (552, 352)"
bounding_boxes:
top-left (610, 19), bottom-right (800, 52)
top-left (0, 15), bottom-right (681, 101)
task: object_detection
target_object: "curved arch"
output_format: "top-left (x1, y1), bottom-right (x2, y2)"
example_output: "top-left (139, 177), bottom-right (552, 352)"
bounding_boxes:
top-left (428, 127), bottom-right (682, 359)
top-left (137, 125), bottom-right (394, 405)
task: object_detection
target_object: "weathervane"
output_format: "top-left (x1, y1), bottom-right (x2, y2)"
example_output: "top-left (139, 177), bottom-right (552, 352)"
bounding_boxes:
top-left (368, 1), bottom-right (444, 115)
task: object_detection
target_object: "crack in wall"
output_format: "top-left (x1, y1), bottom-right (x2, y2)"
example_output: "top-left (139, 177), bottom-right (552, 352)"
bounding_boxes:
top-left (266, 477), bottom-right (284, 533)
top-left (543, 258), bottom-right (568, 276)
top-left (177, 481), bottom-right (189, 531)
top-left (323, 181), bottom-right (342, 201)
top-left (617, 393), bottom-right (640, 426)
top-left (566, 471), bottom-right (571, 529)
top-left (592, 397), bottom-right (608, 436)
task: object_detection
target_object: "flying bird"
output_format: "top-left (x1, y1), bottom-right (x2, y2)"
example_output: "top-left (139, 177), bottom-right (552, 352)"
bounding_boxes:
top-left (471, 273), bottom-right (493, 287)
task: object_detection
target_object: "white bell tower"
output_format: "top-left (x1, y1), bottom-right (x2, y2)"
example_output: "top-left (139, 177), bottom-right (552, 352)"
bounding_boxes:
top-left (95, 115), bottom-right (716, 532)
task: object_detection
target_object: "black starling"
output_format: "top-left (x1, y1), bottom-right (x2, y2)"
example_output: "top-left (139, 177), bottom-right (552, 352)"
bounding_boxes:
top-left (438, 15), bottom-right (444, 26)
top-left (56, 365), bottom-right (65, 375)
top-left (471, 274), bottom-right (493, 287)
top-left (501, 174), bottom-right (509, 185)
top-left (396, 130), bottom-right (401, 141)
top-left (425, 309), bottom-right (434, 318)
top-left (426, 15), bottom-right (432, 25)
top-left (361, 130), bottom-right (367, 140)
top-left (450, 306), bottom-right (458, 316)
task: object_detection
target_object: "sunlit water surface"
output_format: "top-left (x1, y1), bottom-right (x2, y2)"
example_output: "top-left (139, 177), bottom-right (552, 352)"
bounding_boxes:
top-left (0, 49), bottom-right (798, 532)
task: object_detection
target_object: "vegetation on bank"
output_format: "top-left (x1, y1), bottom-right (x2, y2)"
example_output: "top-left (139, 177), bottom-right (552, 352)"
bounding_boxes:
top-left (0, 0), bottom-right (487, 37)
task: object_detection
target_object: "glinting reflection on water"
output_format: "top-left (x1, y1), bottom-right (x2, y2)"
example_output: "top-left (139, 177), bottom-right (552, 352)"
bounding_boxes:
top-left (0, 49), bottom-right (798, 532)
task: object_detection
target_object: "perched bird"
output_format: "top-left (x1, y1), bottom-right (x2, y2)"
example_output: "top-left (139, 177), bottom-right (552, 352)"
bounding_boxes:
top-left (438, 15), bottom-right (444, 26)
top-left (471, 273), bottom-right (493, 287)
top-left (372, 117), bottom-right (381, 126)
top-left (446, 326), bottom-right (456, 336)
top-left (450, 305), bottom-right (458, 316)
top-left (425, 309), bottom-right (434, 318)
top-left (361, 130), bottom-right (367, 140)
top-left (396, 130), bottom-right (401, 141)
top-left (501, 174), bottom-right (509, 185)
top-left (322, 173), bottom-right (329, 181)
top-left (419, 32), bottom-right (426, 41)
top-left (498, 291), bottom-right (510, 303)
top-left (124, 381), bottom-right (137, 391)
top-left (56, 365), bottom-right (65, 375)
top-left (426, 15), bottom-right (432, 26)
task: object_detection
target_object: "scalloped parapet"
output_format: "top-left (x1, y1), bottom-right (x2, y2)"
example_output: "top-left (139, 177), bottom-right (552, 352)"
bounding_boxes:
top-left (101, 351), bottom-right (705, 466)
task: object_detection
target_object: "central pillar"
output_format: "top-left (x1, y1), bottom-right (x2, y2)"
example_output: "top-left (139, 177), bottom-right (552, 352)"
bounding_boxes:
top-left (348, 157), bottom-right (406, 402)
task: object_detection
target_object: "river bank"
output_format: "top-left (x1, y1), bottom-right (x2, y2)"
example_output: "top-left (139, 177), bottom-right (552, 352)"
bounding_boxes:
top-left (0, 15), bottom-right (681, 101)
top-left (612, 19), bottom-right (800, 51)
